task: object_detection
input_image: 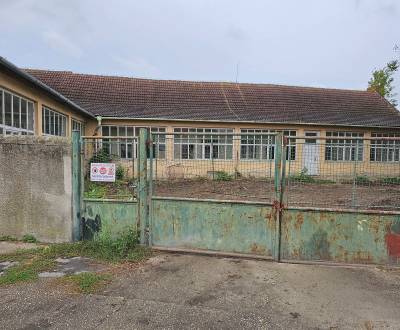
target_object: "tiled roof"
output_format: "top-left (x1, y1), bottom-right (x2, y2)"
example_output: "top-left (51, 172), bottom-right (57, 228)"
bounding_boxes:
top-left (24, 69), bottom-right (400, 128)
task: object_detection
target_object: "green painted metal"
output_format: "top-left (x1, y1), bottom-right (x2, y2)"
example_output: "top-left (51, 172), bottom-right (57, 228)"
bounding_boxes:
top-left (152, 197), bottom-right (275, 257)
top-left (148, 133), bottom-right (154, 247)
top-left (273, 132), bottom-right (283, 261)
top-left (83, 199), bottom-right (138, 237)
top-left (71, 131), bottom-right (81, 241)
top-left (77, 134), bottom-right (400, 266)
top-left (281, 208), bottom-right (400, 265)
top-left (138, 128), bottom-right (149, 245)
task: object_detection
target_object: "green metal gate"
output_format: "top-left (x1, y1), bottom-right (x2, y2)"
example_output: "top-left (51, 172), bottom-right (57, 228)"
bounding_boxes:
top-left (75, 129), bottom-right (400, 265)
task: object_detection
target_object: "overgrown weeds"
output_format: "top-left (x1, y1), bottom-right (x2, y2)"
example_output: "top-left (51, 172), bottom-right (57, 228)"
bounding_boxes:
top-left (0, 228), bottom-right (150, 287)
top-left (61, 272), bottom-right (111, 294)
top-left (289, 168), bottom-right (335, 184)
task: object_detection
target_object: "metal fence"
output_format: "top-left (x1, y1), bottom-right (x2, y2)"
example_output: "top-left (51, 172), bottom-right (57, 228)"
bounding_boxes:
top-left (81, 132), bottom-right (400, 211)
top-left (285, 136), bottom-right (400, 210)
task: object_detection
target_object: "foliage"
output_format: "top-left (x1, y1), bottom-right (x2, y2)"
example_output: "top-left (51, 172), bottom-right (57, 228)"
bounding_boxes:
top-left (368, 60), bottom-right (399, 107)
top-left (89, 148), bottom-right (111, 164)
top-left (0, 228), bottom-right (150, 286)
top-left (354, 175), bottom-right (371, 185)
top-left (289, 168), bottom-right (334, 184)
top-left (379, 177), bottom-right (400, 185)
top-left (84, 182), bottom-right (107, 199)
top-left (22, 234), bottom-right (38, 243)
top-left (62, 272), bottom-right (111, 294)
top-left (0, 236), bottom-right (18, 242)
top-left (0, 257), bottom-right (55, 285)
top-left (215, 171), bottom-right (233, 181)
top-left (116, 164), bottom-right (125, 180)
top-left (84, 180), bottom-right (133, 199)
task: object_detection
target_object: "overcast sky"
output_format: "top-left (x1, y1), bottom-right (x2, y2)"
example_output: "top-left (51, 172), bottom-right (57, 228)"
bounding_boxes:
top-left (0, 0), bottom-right (399, 104)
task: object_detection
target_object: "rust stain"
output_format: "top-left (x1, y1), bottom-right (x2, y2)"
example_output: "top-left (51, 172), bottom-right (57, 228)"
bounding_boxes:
top-left (294, 213), bottom-right (304, 230)
top-left (352, 251), bottom-right (373, 264)
top-left (250, 243), bottom-right (266, 254)
top-left (385, 233), bottom-right (400, 258)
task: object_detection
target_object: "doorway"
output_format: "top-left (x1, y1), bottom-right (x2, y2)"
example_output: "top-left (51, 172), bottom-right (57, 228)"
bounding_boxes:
top-left (302, 132), bottom-right (320, 175)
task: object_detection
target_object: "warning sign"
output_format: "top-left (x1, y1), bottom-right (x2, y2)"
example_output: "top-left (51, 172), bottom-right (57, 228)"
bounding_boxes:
top-left (90, 163), bottom-right (116, 182)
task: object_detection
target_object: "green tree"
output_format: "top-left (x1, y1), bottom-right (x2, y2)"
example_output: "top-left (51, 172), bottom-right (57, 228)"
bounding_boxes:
top-left (368, 60), bottom-right (399, 107)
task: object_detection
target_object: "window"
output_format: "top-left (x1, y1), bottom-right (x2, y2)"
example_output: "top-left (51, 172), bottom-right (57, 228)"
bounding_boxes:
top-left (42, 107), bottom-right (67, 136)
top-left (325, 131), bottom-right (363, 161)
top-left (370, 132), bottom-right (400, 162)
top-left (72, 119), bottom-right (85, 136)
top-left (174, 128), bottom-right (233, 160)
top-left (240, 129), bottom-right (275, 160)
top-left (0, 88), bottom-right (35, 135)
top-left (284, 130), bottom-right (297, 161)
top-left (101, 126), bottom-right (166, 159)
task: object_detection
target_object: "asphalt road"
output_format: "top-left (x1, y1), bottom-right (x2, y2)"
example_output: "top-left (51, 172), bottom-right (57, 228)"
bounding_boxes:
top-left (1, 253), bottom-right (400, 329)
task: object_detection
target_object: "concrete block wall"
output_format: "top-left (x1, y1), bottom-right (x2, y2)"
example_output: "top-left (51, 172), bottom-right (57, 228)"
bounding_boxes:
top-left (0, 136), bottom-right (73, 242)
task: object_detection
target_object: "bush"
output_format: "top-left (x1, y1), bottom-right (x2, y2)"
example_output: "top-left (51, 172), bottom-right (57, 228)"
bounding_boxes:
top-left (89, 148), bottom-right (111, 164)
top-left (354, 175), bottom-right (370, 185)
top-left (380, 177), bottom-right (400, 185)
top-left (289, 168), bottom-right (335, 184)
top-left (116, 164), bottom-right (125, 180)
top-left (22, 234), bottom-right (37, 243)
top-left (215, 171), bottom-right (233, 181)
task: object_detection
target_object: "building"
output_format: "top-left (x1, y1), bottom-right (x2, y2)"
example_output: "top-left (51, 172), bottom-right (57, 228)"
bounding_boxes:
top-left (1, 56), bottom-right (400, 178)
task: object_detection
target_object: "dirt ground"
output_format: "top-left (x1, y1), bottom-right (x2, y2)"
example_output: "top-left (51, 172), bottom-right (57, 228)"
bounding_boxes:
top-left (1, 253), bottom-right (400, 329)
top-left (154, 179), bottom-right (400, 209)
top-left (0, 241), bottom-right (38, 255)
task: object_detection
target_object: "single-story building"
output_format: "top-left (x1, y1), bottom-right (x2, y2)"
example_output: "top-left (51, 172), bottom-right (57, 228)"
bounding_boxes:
top-left (1, 56), bottom-right (400, 178)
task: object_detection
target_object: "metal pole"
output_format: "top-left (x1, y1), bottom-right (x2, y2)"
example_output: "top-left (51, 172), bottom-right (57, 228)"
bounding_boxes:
top-left (351, 140), bottom-right (359, 208)
top-left (273, 132), bottom-right (283, 261)
top-left (71, 130), bottom-right (81, 241)
top-left (138, 128), bottom-right (149, 245)
top-left (148, 131), bottom-right (154, 247)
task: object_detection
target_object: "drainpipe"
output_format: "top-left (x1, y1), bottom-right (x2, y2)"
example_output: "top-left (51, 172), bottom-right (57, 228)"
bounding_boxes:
top-left (93, 116), bottom-right (102, 135)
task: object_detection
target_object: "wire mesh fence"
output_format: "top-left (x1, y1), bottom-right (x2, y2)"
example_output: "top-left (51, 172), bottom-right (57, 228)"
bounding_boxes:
top-left (285, 136), bottom-right (400, 210)
top-left (151, 133), bottom-right (276, 202)
top-left (81, 132), bottom-right (400, 210)
top-left (82, 137), bottom-right (138, 200)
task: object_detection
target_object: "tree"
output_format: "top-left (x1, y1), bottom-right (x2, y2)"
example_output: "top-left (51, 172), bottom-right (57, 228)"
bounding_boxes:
top-left (368, 60), bottom-right (399, 107)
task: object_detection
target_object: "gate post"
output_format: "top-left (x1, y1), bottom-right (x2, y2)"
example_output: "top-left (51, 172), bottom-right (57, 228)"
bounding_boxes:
top-left (138, 128), bottom-right (149, 245)
top-left (273, 132), bottom-right (287, 261)
top-left (71, 130), bottom-right (81, 241)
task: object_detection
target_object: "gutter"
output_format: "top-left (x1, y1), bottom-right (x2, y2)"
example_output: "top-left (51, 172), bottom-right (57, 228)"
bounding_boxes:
top-left (0, 56), bottom-right (95, 119)
top-left (97, 116), bottom-right (400, 130)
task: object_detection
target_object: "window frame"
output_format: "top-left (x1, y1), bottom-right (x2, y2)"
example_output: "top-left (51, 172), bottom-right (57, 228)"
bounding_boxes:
top-left (325, 131), bottom-right (364, 162)
top-left (240, 129), bottom-right (276, 161)
top-left (370, 132), bottom-right (400, 162)
top-left (72, 118), bottom-right (85, 136)
top-left (101, 125), bottom-right (166, 159)
top-left (173, 127), bottom-right (234, 160)
top-left (42, 106), bottom-right (67, 137)
top-left (0, 87), bottom-right (35, 136)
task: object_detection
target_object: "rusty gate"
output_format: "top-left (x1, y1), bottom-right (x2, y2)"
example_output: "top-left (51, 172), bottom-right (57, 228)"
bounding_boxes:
top-left (75, 129), bottom-right (400, 265)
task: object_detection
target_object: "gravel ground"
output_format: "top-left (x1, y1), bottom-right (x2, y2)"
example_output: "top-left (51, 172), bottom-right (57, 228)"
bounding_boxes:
top-left (1, 253), bottom-right (400, 329)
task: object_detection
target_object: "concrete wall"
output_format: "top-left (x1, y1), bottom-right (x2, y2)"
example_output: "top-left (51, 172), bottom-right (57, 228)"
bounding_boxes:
top-left (0, 136), bottom-right (73, 242)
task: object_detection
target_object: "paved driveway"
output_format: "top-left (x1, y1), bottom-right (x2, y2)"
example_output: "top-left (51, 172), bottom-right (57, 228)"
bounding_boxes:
top-left (1, 253), bottom-right (400, 329)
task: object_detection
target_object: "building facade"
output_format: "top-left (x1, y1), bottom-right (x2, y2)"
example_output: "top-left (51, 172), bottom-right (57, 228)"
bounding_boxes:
top-left (1, 56), bottom-right (400, 178)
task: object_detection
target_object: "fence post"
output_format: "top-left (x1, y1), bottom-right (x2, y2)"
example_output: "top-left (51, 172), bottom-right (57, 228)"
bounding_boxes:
top-left (351, 140), bottom-right (359, 208)
top-left (148, 131), bottom-right (154, 247)
top-left (138, 128), bottom-right (149, 245)
top-left (273, 132), bottom-right (284, 261)
top-left (71, 130), bottom-right (81, 241)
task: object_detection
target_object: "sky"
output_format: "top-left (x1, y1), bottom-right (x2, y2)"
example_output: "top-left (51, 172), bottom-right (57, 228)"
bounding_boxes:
top-left (0, 0), bottom-right (399, 105)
